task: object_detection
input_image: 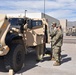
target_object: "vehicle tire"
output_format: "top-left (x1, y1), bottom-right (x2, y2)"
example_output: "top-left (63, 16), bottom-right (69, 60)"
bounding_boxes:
top-left (4, 44), bottom-right (25, 72)
top-left (36, 44), bottom-right (44, 61)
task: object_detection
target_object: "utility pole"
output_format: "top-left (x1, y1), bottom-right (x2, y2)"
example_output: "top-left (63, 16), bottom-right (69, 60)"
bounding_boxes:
top-left (44, 0), bottom-right (45, 18)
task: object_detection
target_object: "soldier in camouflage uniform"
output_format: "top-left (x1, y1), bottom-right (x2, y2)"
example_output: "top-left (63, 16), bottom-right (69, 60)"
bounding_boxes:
top-left (50, 22), bottom-right (57, 60)
top-left (53, 25), bottom-right (63, 66)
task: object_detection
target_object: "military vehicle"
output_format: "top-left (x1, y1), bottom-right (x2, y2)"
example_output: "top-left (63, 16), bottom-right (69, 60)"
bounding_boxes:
top-left (66, 27), bottom-right (76, 36)
top-left (0, 14), bottom-right (50, 72)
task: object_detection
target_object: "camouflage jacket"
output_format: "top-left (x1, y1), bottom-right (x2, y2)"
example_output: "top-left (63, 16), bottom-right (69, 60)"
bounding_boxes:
top-left (50, 27), bottom-right (57, 39)
top-left (50, 27), bottom-right (57, 45)
top-left (52, 29), bottom-right (63, 47)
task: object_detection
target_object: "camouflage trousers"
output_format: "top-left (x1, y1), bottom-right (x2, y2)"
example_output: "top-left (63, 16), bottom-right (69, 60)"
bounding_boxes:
top-left (53, 46), bottom-right (61, 62)
top-left (51, 43), bottom-right (55, 58)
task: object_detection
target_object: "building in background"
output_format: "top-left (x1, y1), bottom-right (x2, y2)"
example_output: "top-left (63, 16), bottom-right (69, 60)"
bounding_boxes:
top-left (67, 21), bottom-right (76, 28)
top-left (60, 19), bottom-right (67, 36)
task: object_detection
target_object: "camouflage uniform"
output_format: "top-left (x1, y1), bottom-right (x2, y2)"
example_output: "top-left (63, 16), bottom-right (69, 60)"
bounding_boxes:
top-left (53, 29), bottom-right (63, 63)
top-left (50, 27), bottom-right (57, 59)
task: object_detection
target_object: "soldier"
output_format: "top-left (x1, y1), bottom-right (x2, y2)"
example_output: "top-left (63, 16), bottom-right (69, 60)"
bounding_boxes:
top-left (53, 25), bottom-right (63, 66)
top-left (50, 22), bottom-right (57, 60)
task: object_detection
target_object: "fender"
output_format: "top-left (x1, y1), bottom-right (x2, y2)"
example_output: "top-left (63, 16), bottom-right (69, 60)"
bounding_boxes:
top-left (5, 33), bottom-right (22, 45)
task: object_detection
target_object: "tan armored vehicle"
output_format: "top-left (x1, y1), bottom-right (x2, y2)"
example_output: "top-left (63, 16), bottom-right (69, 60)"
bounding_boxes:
top-left (0, 14), bottom-right (50, 72)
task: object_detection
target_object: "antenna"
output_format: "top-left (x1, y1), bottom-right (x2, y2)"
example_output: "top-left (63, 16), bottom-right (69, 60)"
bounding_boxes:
top-left (25, 10), bottom-right (27, 17)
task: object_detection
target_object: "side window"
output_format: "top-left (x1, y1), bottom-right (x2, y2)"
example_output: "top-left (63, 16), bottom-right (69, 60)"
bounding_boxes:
top-left (38, 21), bottom-right (42, 26)
top-left (32, 21), bottom-right (37, 27)
top-left (9, 18), bottom-right (25, 26)
top-left (27, 20), bottom-right (42, 29)
top-left (32, 20), bottom-right (42, 27)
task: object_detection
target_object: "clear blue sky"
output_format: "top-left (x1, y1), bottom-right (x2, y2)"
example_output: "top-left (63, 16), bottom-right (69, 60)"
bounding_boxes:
top-left (0, 0), bottom-right (76, 21)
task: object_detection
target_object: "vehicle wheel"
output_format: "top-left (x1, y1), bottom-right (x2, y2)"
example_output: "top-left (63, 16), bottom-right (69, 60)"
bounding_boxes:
top-left (4, 44), bottom-right (25, 72)
top-left (36, 44), bottom-right (44, 61)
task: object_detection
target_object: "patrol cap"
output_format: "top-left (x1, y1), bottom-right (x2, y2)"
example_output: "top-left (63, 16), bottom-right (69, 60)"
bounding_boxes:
top-left (52, 22), bottom-right (57, 25)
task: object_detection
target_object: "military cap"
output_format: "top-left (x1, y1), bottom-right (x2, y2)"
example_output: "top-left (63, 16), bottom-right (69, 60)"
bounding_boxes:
top-left (52, 22), bottom-right (57, 25)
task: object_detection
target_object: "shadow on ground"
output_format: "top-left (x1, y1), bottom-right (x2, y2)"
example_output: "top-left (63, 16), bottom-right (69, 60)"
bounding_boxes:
top-left (16, 51), bottom-right (39, 74)
top-left (61, 54), bottom-right (72, 64)
top-left (0, 57), bottom-right (7, 72)
top-left (61, 54), bottom-right (68, 58)
top-left (61, 57), bottom-right (72, 64)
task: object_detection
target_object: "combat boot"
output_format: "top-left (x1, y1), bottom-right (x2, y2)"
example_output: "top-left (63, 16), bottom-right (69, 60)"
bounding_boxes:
top-left (53, 61), bottom-right (61, 66)
top-left (51, 57), bottom-right (56, 61)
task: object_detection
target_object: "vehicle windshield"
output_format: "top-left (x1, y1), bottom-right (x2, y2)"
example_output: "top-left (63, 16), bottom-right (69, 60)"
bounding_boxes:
top-left (9, 18), bottom-right (25, 26)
